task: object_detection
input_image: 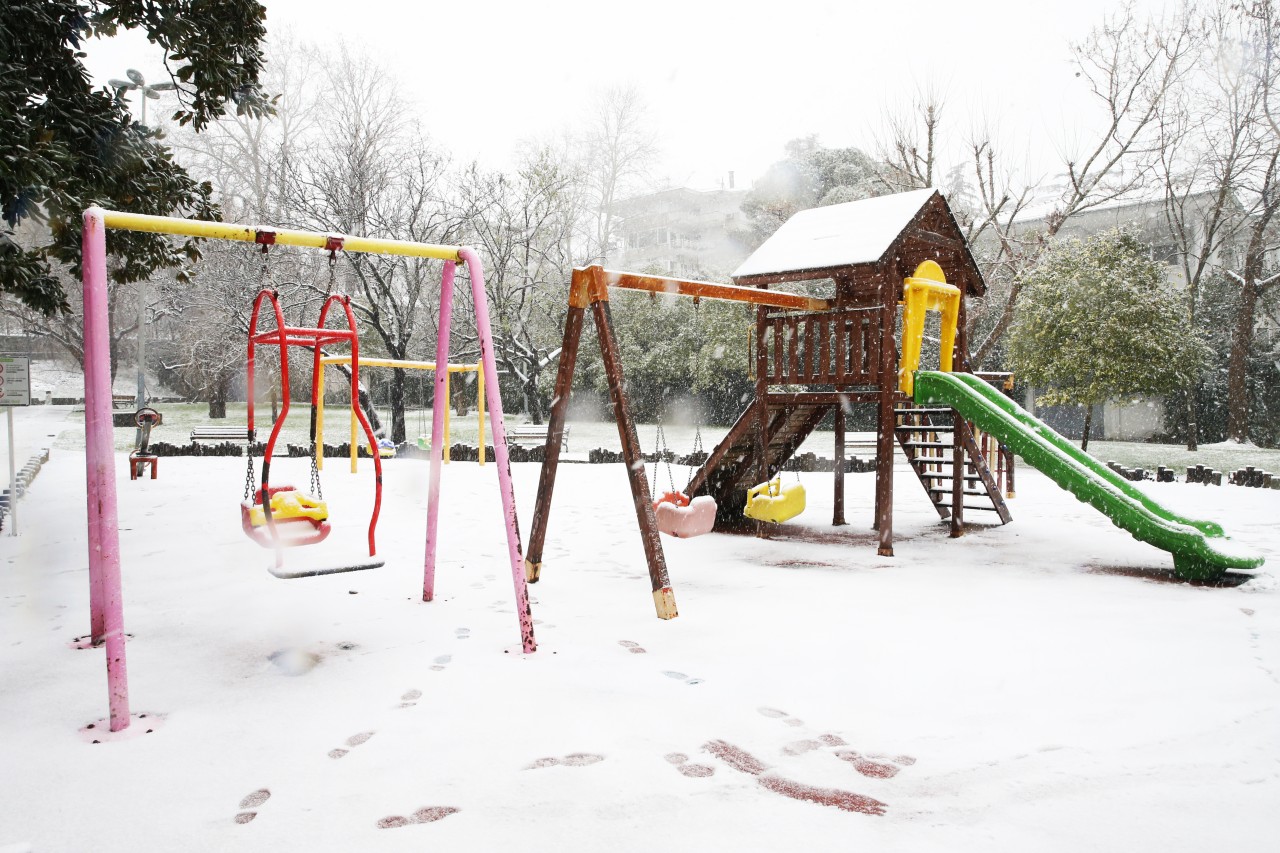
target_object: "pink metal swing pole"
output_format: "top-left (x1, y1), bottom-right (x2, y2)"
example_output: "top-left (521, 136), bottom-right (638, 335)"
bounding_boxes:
top-left (423, 252), bottom-right (535, 653)
top-left (82, 208), bottom-right (130, 731)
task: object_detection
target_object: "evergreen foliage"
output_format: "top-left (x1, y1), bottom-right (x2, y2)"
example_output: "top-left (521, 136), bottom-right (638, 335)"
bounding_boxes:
top-left (740, 136), bottom-right (888, 246)
top-left (0, 0), bottom-right (272, 315)
top-left (1008, 229), bottom-right (1212, 445)
top-left (1164, 269), bottom-right (1280, 446)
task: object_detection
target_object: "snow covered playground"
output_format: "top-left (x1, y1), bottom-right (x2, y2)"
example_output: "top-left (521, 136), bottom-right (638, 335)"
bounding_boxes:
top-left (3, 198), bottom-right (1279, 852)
top-left (3, 412), bottom-right (1279, 852)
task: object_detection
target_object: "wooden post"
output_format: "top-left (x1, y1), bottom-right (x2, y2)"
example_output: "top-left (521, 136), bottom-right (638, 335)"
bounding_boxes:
top-left (833, 404), bottom-right (847, 525)
top-left (875, 272), bottom-right (896, 556)
top-left (524, 272), bottom-right (589, 583)
top-left (589, 267), bottom-right (677, 619)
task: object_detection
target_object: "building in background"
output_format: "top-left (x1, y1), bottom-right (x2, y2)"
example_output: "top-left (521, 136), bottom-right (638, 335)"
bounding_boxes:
top-left (612, 177), bottom-right (752, 280)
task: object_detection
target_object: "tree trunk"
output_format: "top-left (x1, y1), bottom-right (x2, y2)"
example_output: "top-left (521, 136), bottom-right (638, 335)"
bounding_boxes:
top-left (1226, 272), bottom-right (1257, 442)
top-left (1183, 385), bottom-right (1198, 451)
top-left (209, 372), bottom-right (230, 419)
top-left (390, 367), bottom-right (406, 445)
top-left (1227, 151), bottom-right (1279, 443)
top-left (1081, 405), bottom-right (1093, 451)
top-left (523, 368), bottom-right (544, 424)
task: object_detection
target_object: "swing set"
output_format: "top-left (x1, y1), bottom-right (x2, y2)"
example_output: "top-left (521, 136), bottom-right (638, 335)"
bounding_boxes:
top-left (315, 355), bottom-right (486, 471)
top-left (524, 265), bottom-right (832, 620)
top-left (80, 207), bottom-right (536, 735)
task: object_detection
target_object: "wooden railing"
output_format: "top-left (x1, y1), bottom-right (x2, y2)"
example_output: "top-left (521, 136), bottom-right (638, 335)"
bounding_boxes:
top-left (754, 309), bottom-right (882, 385)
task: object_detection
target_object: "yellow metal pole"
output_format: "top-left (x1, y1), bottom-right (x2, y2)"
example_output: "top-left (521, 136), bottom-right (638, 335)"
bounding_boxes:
top-left (477, 361), bottom-right (486, 466)
top-left (444, 368), bottom-right (452, 464)
top-left (350, 369), bottom-right (359, 474)
top-left (99, 210), bottom-right (461, 261)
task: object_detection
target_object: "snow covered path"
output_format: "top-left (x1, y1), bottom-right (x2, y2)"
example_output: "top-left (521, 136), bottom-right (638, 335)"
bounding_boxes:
top-left (2, 446), bottom-right (1277, 852)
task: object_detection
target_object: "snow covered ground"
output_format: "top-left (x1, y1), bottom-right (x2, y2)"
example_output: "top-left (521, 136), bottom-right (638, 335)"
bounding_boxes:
top-left (2, 408), bottom-right (1279, 852)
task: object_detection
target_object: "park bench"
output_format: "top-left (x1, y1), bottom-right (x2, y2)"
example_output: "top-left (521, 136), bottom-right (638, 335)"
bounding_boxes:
top-left (508, 424), bottom-right (569, 450)
top-left (190, 425), bottom-right (248, 444)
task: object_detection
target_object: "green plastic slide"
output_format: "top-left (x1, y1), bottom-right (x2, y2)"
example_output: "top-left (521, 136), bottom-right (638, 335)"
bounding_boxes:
top-left (912, 371), bottom-right (1264, 580)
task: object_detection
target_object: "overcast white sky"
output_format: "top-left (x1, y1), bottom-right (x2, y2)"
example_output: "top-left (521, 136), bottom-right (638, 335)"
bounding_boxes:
top-left (84, 0), bottom-right (1176, 192)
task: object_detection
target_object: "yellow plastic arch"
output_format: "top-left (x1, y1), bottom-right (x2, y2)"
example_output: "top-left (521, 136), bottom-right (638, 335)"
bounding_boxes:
top-left (899, 260), bottom-right (961, 397)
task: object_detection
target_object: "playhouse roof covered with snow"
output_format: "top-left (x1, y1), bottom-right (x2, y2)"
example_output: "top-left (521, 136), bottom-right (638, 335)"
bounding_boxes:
top-left (731, 188), bottom-right (986, 300)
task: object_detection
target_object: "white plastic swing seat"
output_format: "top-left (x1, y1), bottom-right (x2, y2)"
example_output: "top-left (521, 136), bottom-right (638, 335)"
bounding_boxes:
top-left (744, 478), bottom-right (806, 524)
top-left (655, 494), bottom-right (717, 538)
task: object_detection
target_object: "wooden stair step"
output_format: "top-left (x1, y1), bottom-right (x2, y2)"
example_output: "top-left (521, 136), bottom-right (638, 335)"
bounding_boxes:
top-left (901, 441), bottom-right (953, 449)
top-left (931, 503), bottom-right (1005, 512)
top-left (896, 424), bottom-right (955, 432)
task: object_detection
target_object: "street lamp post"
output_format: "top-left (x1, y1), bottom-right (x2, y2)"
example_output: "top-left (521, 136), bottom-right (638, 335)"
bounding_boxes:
top-left (108, 70), bottom-right (176, 446)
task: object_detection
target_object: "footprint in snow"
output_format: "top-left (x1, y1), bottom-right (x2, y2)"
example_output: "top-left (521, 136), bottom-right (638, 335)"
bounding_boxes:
top-left (524, 752), bottom-right (605, 770)
top-left (665, 752), bottom-right (716, 778)
top-left (758, 707), bottom-right (804, 726)
top-left (399, 688), bottom-right (422, 709)
top-left (663, 670), bottom-right (704, 685)
top-left (377, 806), bottom-right (459, 828)
top-left (329, 731), bottom-right (374, 759)
top-left (431, 654), bottom-right (451, 672)
top-left (455, 628), bottom-right (470, 640)
top-left (618, 640), bottom-right (646, 654)
top-left (235, 788), bottom-right (270, 824)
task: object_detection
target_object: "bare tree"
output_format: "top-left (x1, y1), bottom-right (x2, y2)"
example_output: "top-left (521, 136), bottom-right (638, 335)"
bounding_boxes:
top-left (286, 48), bottom-right (463, 443)
top-left (967, 3), bottom-right (1197, 366)
top-left (168, 29), bottom-right (320, 222)
top-left (581, 84), bottom-right (658, 263)
top-left (1154, 4), bottom-right (1262, 448)
top-left (453, 148), bottom-right (580, 423)
top-left (1220, 0), bottom-right (1280, 442)
top-left (1, 268), bottom-right (136, 382)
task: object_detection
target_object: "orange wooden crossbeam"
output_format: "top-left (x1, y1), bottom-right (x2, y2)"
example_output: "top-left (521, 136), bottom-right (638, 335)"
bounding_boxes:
top-left (571, 265), bottom-right (831, 312)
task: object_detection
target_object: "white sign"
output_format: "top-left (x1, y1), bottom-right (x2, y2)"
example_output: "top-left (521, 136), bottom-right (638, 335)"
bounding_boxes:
top-left (0, 357), bottom-right (31, 406)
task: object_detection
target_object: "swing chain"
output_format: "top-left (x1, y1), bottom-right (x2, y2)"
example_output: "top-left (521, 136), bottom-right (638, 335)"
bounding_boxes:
top-left (652, 414), bottom-right (675, 496)
top-left (686, 298), bottom-right (705, 493)
top-left (309, 441), bottom-right (324, 500)
top-left (244, 453), bottom-right (256, 502)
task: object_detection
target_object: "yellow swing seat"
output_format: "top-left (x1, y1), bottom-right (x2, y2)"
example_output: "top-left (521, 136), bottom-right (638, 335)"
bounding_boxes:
top-left (245, 488), bottom-right (330, 528)
top-left (744, 478), bottom-right (806, 524)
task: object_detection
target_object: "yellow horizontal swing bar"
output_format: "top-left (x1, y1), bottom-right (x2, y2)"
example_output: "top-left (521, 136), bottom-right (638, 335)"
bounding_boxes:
top-left (97, 210), bottom-right (462, 261)
top-left (315, 355), bottom-right (486, 469)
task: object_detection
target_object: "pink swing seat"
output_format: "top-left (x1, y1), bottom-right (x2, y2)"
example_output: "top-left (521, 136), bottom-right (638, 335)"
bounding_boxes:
top-left (653, 491), bottom-right (717, 538)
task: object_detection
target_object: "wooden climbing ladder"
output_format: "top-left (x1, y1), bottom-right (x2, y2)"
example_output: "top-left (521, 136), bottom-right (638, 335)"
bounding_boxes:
top-left (895, 403), bottom-right (1011, 535)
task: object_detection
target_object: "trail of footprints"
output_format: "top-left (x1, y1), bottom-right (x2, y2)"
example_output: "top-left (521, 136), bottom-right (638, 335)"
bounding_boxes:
top-left (665, 706), bottom-right (915, 816)
top-left (614, 638), bottom-right (913, 814)
top-left (618, 640), bottom-right (703, 685)
top-left (237, 641), bottom-right (915, 827)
